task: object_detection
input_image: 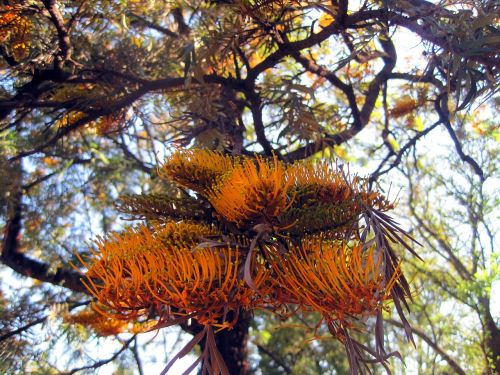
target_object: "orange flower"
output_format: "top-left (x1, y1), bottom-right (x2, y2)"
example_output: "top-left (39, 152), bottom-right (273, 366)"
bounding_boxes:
top-left (76, 226), bottom-right (160, 320)
top-left (0, 6), bottom-right (31, 59)
top-left (151, 245), bottom-right (273, 327)
top-left (282, 161), bottom-right (394, 234)
top-left (208, 154), bottom-right (294, 225)
top-left (282, 162), bottom-right (360, 234)
top-left (287, 161), bottom-right (354, 204)
top-left (77, 222), bottom-right (275, 329)
top-left (267, 239), bottom-right (401, 322)
top-left (54, 111), bottom-right (87, 128)
top-left (154, 220), bottom-right (218, 245)
top-left (159, 149), bottom-right (236, 194)
top-left (389, 95), bottom-right (418, 118)
top-left (64, 306), bottom-right (128, 336)
top-left (94, 111), bottom-right (126, 135)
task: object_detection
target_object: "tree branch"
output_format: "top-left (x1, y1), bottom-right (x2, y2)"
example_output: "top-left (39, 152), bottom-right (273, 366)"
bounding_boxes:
top-left (131, 337), bottom-right (145, 375)
top-left (1, 163), bottom-right (89, 294)
top-left (406, 174), bottom-right (473, 281)
top-left (246, 90), bottom-right (274, 156)
top-left (42, 0), bottom-right (72, 70)
top-left (256, 343), bottom-right (292, 374)
top-left (111, 136), bottom-right (153, 174)
top-left (285, 33), bottom-right (396, 161)
top-left (429, 94), bottom-right (485, 182)
top-left (0, 301), bottom-right (89, 343)
top-left (128, 12), bottom-right (179, 38)
top-left (387, 319), bottom-right (467, 375)
top-left (290, 52), bottom-right (362, 129)
top-left (369, 120), bottom-right (441, 185)
top-left (346, 7), bottom-right (500, 70)
top-left (9, 74), bottom-right (245, 161)
top-left (246, 16), bottom-right (346, 82)
top-left (63, 335), bottom-right (136, 375)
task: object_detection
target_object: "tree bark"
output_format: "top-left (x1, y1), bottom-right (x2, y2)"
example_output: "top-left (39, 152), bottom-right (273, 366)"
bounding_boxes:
top-left (479, 297), bottom-right (500, 374)
top-left (198, 311), bottom-right (252, 375)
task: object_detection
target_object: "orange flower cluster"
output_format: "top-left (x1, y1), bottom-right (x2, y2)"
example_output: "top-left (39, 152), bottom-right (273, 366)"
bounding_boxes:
top-left (79, 226), bottom-right (399, 335)
top-left (0, 6), bottom-right (31, 59)
top-left (95, 110), bottom-right (126, 135)
top-left (159, 149), bottom-right (236, 193)
top-left (78, 149), bottom-right (414, 374)
top-left (389, 95), bottom-right (418, 118)
top-left (64, 307), bottom-right (128, 336)
top-left (54, 111), bottom-right (87, 128)
top-left (267, 240), bottom-right (400, 323)
top-left (208, 155), bottom-right (293, 224)
top-left (155, 220), bottom-right (218, 244)
top-left (161, 149), bottom-right (392, 232)
top-left (64, 306), bottom-right (158, 336)
top-left (77, 222), bottom-right (276, 330)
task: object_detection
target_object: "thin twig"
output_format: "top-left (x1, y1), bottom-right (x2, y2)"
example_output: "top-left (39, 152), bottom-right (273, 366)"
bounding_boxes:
top-left (256, 343), bottom-right (292, 374)
top-left (63, 336), bottom-right (136, 375)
